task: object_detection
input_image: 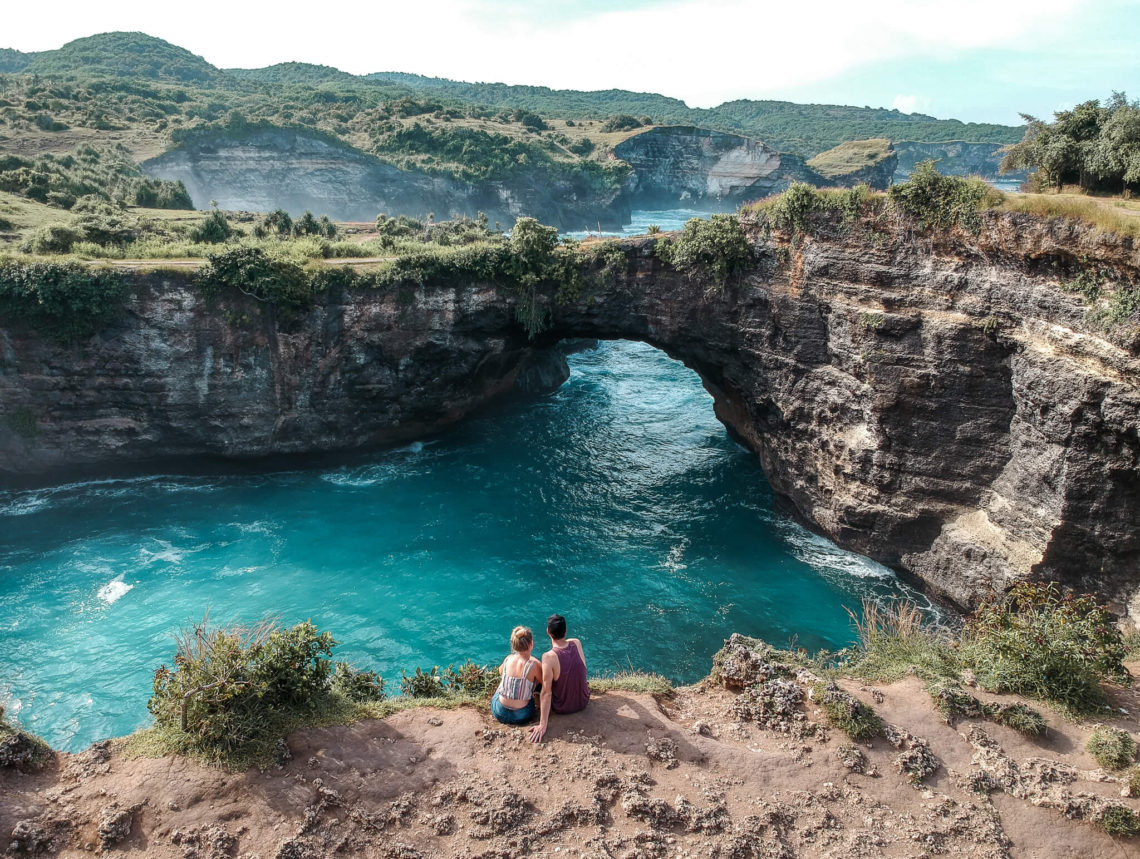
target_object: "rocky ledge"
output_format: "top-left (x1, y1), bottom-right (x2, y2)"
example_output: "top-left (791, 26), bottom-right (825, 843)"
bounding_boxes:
top-left (2, 636), bottom-right (1139, 858)
top-left (1, 212), bottom-right (1138, 613)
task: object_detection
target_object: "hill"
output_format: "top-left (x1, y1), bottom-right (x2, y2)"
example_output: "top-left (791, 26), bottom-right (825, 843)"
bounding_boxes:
top-left (23, 32), bottom-right (219, 83)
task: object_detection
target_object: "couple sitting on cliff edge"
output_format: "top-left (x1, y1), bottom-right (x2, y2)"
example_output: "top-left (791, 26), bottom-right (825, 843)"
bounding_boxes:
top-left (490, 613), bottom-right (590, 742)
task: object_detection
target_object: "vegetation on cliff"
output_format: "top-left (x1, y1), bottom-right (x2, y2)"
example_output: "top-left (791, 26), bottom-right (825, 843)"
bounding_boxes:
top-left (1001, 91), bottom-right (1140, 194)
top-left (806, 138), bottom-right (893, 178)
top-left (0, 30), bottom-right (1021, 215)
top-left (0, 703), bottom-right (52, 770)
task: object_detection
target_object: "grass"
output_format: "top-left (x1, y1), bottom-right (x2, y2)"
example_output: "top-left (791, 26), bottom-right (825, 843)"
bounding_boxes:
top-left (806, 138), bottom-right (892, 178)
top-left (811, 681), bottom-right (884, 741)
top-left (0, 705), bottom-right (54, 768)
top-left (1087, 726), bottom-right (1138, 771)
top-left (843, 599), bottom-right (959, 685)
top-left (994, 192), bottom-right (1140, 239)
top-left (590, 672), bottom-right (674, 695)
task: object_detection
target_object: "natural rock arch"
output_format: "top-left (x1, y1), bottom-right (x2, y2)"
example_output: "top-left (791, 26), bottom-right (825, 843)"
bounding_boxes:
top-left (1, 218), bottom-right (1137, 613)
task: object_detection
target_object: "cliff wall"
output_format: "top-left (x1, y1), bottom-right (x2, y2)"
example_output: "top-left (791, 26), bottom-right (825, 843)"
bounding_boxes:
top-left (893, 141), bottom-right (1027, 184)
top-left (142, 128), bottom-right (631, 230)
top-left (1, 214), bottom-right (1137, 612)
top-left (613, 126), bottom-right (831, 209)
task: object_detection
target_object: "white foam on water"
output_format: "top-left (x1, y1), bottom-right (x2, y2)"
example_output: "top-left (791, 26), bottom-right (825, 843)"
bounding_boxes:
top-left (779, 523), bottom-right (893, 581)
top-left (660, 540), bottom-right (689, 574)
top-left (139, 539), bottom-right (187, 565)
top-left (96, 576), bottom-right (133, 606)
top-left (0, 493), bottom-right (51, 516)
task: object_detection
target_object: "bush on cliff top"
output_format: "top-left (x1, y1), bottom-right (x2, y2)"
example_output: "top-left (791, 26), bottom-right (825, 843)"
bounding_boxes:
top-left (888, 160), bottom-right (1002, 233)
top-left (0, 260), bottom-right (128, 341)
top-left (147, 615), bottom-right (385, 765)
top-left (961, 583), bottom-right (1128, 712)
top-left (656, 213), bottom-right (753, 289)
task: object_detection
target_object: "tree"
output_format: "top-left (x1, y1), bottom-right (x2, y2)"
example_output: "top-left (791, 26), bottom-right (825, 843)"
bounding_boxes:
top-left (1001, 93), bottom-right (1140, 193)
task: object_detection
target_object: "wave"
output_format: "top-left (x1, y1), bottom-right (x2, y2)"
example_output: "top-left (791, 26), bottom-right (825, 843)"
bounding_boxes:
top-left (96, 576), bottom-right (133, 606)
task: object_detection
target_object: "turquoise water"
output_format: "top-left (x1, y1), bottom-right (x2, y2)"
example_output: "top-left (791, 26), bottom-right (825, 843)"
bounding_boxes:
top-left (562, 207), bottom-right (714, 240)
top-left (0, 341), bottom-right (933, 751)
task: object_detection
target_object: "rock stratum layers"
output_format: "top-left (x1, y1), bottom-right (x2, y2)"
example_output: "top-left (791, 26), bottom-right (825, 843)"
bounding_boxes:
top-left (1, 213), bottom-right (1138, 613)
top-left (142, 127), bottom-right (632, 230)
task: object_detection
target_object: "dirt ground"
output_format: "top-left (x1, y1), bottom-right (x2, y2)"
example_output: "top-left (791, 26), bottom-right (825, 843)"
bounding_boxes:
top-left (4, 661), bottom-right (1140, 859)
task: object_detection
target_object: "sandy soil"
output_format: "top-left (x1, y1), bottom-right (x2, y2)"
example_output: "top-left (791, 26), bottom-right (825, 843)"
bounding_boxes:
top-left (4, 666), bottom-right (1140, 858)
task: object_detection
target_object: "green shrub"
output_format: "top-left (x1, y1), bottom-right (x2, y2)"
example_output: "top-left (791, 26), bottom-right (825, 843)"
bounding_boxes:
top-left (846, 599), bottom-right (959, 684)
top-left (961, 583), bottom-right (1128, 712)
top-left (22, 223), bottom-right (82, 254)
top-left (657, 213), bottom-right (752, 289)
top-left (986, 702), bottom-right (1047, 736)
top-left (330, 662), bottom-right (386, 702)
top-left (196, 246), bottom-right (314, 311)
top-left (148, 617), bottom-right (337, 758)
top-left (189, 209), bottom-right (233, 244)
top-left (1098, 805), bottom-right (1140, 837)
top-left (0, 216), bottom-right (13, 232)
top-left (811, 681), bottom-right (883, 740)
top-left (401, 666), bottom-right (447, 698)
top-left (0, 260), bottom-right (128, 341)
top-left (601, 114), bottom-right (644, 133)
top-left (443, 660), bottom-right (499, 696)
top-left (888, 161), bottom-right (1002, 233)
top-left (1087, 726), bottom-right (1137, 770)
top-left (375, 213), bottom-right (424, 240)
top-left (1127, 765), bottom-right (1140, 796)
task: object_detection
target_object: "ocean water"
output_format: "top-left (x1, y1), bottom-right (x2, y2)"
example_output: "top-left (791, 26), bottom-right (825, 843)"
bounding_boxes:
top-left (0, 341), bottom-right (934, 751)
top-left (562, 208), bottom-right (714, 240)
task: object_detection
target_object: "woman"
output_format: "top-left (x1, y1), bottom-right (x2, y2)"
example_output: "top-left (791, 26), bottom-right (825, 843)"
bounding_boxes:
top-left (491, 625), bottom-right (543, 725)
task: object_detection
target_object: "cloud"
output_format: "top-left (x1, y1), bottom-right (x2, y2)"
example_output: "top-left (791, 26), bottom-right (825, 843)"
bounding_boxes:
top-left (892, 95), bottom-right (919, 114)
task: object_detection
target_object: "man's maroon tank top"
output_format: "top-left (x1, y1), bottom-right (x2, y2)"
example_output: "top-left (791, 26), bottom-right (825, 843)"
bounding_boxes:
top-left (551, 642), bottom-right (590, 714)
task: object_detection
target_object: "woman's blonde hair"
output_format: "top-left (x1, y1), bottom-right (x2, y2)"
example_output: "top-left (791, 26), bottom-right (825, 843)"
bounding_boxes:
top-left (510, 625), bottom-right (533, 653)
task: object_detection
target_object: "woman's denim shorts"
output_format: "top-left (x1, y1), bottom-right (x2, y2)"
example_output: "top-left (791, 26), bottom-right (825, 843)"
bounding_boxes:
top-left (491, 692), bottom-right (536, 725)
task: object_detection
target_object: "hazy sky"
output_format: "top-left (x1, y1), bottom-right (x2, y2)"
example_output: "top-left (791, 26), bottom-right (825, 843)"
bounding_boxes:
top-left (5, 0), bottom-right (1138, 124)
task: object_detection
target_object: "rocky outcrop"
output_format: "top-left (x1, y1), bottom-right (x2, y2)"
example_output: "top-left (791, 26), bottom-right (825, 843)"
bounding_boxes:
top-left (1, 213), bottom-right (1138, 612)
top-left (613, 126), bottom-right (828, 209)
top-left (142, 127), bottom-right (631, 229)
top-left (893, 141), bottom-right (1028, 185)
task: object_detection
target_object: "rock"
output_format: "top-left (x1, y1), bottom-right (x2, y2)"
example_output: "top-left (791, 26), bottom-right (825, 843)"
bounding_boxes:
top-left (3, 213), bottom-right (1137, 608)
top-left (893, 141), bottom-right (1027, 184)
top-left (513, 348), bottom-right (570, 394)
top-left (0, 731), bottom-right (49, 770)
top-left (143, 127), bottom-right (630, 231)
top-left (9, 820), bottom-right (51, 854)
top-left (614, 126), bottom-right (827, 210)
top-left (97, 804), bottom-right (134, 849)
top-left (644, 737), bottom-right (679, 769)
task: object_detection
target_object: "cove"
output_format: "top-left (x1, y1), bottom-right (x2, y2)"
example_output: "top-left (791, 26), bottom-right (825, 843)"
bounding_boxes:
top-left (0, 341), bottom-right (933, 751)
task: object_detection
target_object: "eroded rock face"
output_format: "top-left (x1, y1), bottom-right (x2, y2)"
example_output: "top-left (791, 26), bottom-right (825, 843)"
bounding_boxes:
top-left (143, 127), bottom-right (631, 230)
top-left (1, 213), bottom-right (1137, 612)
top-left (613, 126), bottom-right (827, 210)
top-left (892, 141), bottom-right (1028, 184)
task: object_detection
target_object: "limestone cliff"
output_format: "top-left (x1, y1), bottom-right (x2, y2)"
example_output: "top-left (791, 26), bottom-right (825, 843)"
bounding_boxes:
top-left (1, 213), bottom-right (1137, 613)
top-left (613, 126), bottom-right (828, 209)
top-left (142, 127), bottom-right (631, 230)
top-left (893, 141), bottom-right (1028, 185)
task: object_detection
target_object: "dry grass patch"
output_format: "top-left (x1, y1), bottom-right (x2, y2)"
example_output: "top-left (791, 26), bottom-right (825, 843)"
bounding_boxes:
top-left (807, 138), bottom-right (893, 178)
top-left (996, 192), bottom-right (1140, 238)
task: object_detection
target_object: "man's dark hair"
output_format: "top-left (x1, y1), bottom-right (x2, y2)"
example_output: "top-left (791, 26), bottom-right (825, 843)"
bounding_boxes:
top-left (547, 614), bottom-right (567, 639)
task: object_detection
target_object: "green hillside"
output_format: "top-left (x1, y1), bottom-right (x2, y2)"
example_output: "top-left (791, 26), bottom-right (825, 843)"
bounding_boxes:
top-left (23, 33), bottom-right (219, 84)
top-left (0, 31), bottom-right (1024, 218)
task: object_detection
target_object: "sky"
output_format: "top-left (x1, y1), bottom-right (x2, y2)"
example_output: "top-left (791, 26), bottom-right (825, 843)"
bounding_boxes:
top-left (3, 0), bottom-right (1138, 125)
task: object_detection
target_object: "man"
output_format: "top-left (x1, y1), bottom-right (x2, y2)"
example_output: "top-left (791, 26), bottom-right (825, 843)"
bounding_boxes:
top-left (529, 613), bottom-right (590, 743)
